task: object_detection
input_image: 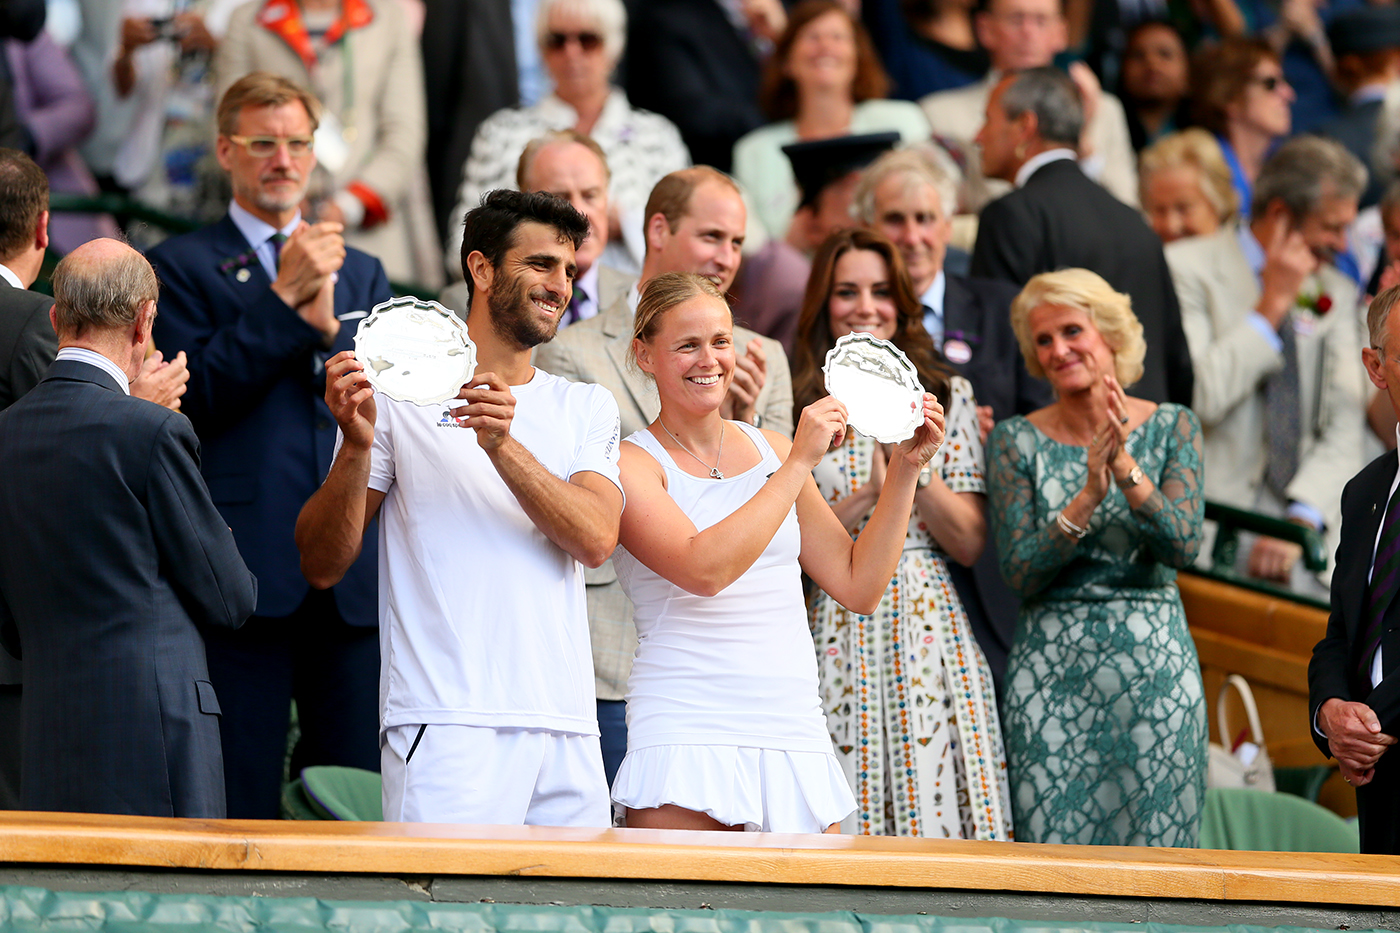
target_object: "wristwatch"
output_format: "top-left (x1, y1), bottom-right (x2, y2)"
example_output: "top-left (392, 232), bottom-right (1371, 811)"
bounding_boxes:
top-left (1116, 464), bottom-right (1145, 489)
top-left (917, 465), bottom-right (933, 488)
top-left (750, 413), bottom-right (763, 429)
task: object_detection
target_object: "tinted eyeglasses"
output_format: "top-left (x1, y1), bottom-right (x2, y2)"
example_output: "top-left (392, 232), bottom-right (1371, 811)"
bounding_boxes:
top-left (227, 135), bottom-right (315, 158)
top-left (545, 31), bottom-right (603, 52)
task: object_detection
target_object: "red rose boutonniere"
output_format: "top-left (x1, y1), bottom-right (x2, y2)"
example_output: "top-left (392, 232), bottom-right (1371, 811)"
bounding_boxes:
top-left (1298, 288), bottom-right (1333, 316)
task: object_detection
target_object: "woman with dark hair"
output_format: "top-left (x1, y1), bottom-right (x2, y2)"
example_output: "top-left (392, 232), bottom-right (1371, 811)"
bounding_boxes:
top-left (791, 228), bottom-right (1011, 840)
top-left (1190, 36), bottom-right (1294, 216)
top-left (732, 0), bottom-right (931, 241)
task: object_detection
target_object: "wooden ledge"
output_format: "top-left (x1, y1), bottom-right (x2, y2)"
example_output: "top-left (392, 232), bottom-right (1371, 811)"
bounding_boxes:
top-left (2, 811), bottom-right (1399, 906)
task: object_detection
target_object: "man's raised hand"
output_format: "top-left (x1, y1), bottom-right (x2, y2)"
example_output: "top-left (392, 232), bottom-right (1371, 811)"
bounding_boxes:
top-left (324, 351), bottom-right (376, 450)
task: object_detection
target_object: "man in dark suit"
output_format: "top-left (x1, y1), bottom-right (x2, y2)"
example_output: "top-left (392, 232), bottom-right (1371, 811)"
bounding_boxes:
top-left (147, 73), bottom-right (392, 819)
top-left (0, 238), bottom-right (256, 817)
top-left (971, 67), bottom-right (1194, 407)
top-left (857, 147), bottom-right (1052, 685)
top-left (0, 147), bottom-right (188, 810)
top-left (0, 145), bottom-right (52, 810)
top-left (1310, 283), bottom-right (1400, 855)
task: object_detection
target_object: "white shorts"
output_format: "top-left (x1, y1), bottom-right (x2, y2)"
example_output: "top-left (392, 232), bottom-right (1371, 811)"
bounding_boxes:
top-left (381, 723), bottom-right (611, 827)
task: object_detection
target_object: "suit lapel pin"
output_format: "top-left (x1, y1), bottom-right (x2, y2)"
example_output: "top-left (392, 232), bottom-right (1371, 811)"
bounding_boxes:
top-left (943, 338), bottom-right (973, 366)
top-left (235, 268), bottom-right (251, 283)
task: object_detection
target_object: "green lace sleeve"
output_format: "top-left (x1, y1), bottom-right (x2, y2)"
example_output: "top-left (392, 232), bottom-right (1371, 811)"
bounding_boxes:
top-left (1129, 405), bottom-right (1205, 569)
top-left (987, 419), bottom-right (1080, 598)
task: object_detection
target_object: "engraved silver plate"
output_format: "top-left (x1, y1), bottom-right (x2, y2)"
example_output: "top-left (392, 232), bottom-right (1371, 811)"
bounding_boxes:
top-left (353, 296), bottom-right (477, 406)
top-left (823, 332), bottom-right (924, 443)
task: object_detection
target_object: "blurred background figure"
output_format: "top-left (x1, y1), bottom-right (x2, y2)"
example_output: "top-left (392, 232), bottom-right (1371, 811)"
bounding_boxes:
top-left (1167, 136), bottom-right (1367, 597)
top-left (921, 0), bottom-right (1140, 209)
top-left (791, 227), bottom-right (1012, 840)
top-left (420, 0), bottom-right (519, 242)
top-left (988, 268), bottom-right (1207, 846)
top-left (1190, 36), bottom-right (1293, 219)
top-left (447, 0), bottom-right (689, 280)
top-left (624, 0), bottom-right (782, 172)
top-left (733, 131), bottom-right (898, 351)
top-left (1317, 6), bottom-right (1400, 211)
top-left (111, 0), bottom-right (235, 226)
top-left (861, 0), bottom-right (988, 101)
top-left (733, 0), bottom-right (931, 243)
top-left (5, 25), bottom-right (120, 252)
top-left (217, 0), bottom-right (441, 289)
top-left (1118, 19), bottom-right (1191, 153)
top-left (972, 67), bottom-right (1194, 407)
top-left (1139, 128), bottom-right (1238, 245)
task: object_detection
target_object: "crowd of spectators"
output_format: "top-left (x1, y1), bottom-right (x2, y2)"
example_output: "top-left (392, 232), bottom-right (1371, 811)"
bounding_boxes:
top-left (2, 0), bottom-right (1400, 851)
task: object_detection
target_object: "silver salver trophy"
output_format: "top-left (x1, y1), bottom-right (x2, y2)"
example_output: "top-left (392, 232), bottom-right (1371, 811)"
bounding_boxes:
top-left (353, 296), bottom-right (477, 406)
top-left (822, 332), bottom-right (924, 443)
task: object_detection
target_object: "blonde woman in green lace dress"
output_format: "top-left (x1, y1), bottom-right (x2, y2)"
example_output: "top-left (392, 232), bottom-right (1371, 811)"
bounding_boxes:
top-left (986, 269), bottom-right (1207, 847)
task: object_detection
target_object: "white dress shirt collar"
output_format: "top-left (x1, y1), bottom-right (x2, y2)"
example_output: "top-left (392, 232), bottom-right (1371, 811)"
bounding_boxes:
top-left (0, 263), bottom-right (23, 289)
top-left (920, 271), bottom-right (946, 345)
top-left (55, 347), bottom-right (130, 395)
top-left (1015, 148), bottom-right (1077, 189)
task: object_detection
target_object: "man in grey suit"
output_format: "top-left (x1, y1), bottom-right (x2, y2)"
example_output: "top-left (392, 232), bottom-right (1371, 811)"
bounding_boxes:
top-left (1167, 137), bottom-right (1368, 594)
top-left (0, 148), bottom-right (187, 810)
top-left (0, 239), bottom-right (256, 817)
top-left (535, 166), bottom-right (794, 781)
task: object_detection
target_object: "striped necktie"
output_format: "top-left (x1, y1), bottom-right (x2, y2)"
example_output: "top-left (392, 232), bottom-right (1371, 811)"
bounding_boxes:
top-left (1359, 481), bottom-right (1400, 677)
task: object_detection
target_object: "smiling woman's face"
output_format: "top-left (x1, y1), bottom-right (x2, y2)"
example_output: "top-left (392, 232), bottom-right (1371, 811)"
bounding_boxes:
top-left (635, 294), bottom-right (736, 414)
top-left (1027, 302), bottom-right (1114, 393)
top-left (827, 248), bottom-right (898, 342)
top-left (785, 10), bottom-right (858, 95)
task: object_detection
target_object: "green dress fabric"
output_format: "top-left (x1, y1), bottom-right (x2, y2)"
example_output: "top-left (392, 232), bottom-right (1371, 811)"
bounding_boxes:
top-left (986, 403), bottom-right (1208, 846)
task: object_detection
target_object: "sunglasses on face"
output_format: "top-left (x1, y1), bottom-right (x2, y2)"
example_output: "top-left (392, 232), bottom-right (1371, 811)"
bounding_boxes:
top-left (545, 31), bottom-right (602, 52)
top-left (227, 135), bottom-right (315, 158)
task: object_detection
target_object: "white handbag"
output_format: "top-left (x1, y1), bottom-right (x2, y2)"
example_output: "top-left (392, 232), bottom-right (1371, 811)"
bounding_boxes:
top-left (1206, 674), bottom-right (1276, 792)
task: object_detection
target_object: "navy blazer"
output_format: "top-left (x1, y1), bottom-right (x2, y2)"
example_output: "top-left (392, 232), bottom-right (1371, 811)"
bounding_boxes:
top-left (942, 273), bottom-right (1052, 424)
top-left (1310, 450), bottom-right (1400, 749)
top-left (148, 217), bottom-right (390, 625)
top-left (971, 158), bottom-right (1195, 408)
top-left (0, 360), bottom-right (256, 816)
top-left (0, 277), bottom-right (56, 686)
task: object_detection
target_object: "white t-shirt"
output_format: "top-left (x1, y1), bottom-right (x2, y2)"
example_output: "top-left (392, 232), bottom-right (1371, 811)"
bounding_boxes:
top-left (361, 368), bottom-right (623, 736)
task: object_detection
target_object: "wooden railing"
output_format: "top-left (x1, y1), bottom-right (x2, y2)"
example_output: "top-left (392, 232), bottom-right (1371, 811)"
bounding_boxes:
top-left (1, 810), bottom-right (1398, 906)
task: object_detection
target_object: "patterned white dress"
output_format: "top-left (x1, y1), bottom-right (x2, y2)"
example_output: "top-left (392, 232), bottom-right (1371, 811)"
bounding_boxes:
top-left (809, 377), bottom-right (1013, 839)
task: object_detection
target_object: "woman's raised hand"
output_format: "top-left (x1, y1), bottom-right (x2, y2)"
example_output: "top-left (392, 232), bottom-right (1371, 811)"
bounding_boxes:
top-left (896, 393), bottom-right (945, 467)
top-left (792, 396), bottom-right (849, 469)
top-left (1084, 425), bottom-right (1120, 504)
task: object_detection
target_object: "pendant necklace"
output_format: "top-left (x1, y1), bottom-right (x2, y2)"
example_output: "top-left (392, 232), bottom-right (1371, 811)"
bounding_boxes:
top-left (659, 418), bottom-right (725, 479)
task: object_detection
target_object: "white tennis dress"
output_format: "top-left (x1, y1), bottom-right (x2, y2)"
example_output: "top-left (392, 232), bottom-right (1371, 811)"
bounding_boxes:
top-left (610, 421), bottom-right (856, 832)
